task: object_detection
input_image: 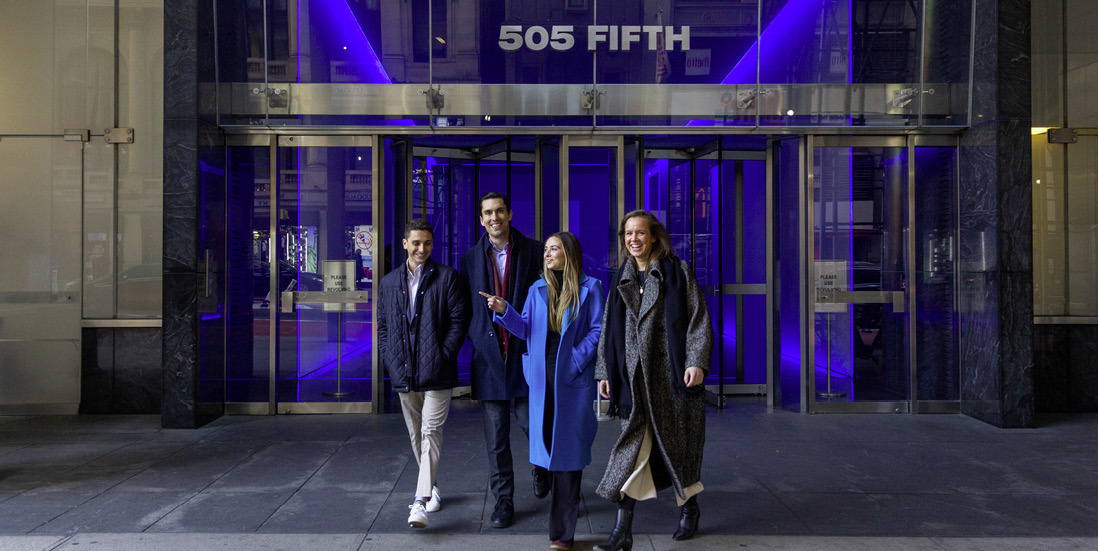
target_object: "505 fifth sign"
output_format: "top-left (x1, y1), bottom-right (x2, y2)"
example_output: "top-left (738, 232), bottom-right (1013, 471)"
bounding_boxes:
top-left (498, 25), bottom-right (691, 52)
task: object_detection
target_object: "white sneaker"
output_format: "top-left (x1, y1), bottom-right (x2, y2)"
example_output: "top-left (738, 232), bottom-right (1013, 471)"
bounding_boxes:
top-left (407, 501), bottom-right (428, 529)
top-left (425, 486), bottom-right (441, 513)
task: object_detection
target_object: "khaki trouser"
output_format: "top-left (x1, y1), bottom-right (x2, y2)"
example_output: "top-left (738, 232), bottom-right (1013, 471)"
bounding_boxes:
top-left (399, 389), bottom-right (453, 499)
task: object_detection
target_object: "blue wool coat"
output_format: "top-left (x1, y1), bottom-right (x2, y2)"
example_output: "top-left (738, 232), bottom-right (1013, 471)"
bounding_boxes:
top-left (495, 274), bottom-right (604, 472)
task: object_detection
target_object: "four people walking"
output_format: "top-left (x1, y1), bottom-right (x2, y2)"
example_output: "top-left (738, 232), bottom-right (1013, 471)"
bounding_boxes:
top-left (377, 200), bottom-right (711, 546)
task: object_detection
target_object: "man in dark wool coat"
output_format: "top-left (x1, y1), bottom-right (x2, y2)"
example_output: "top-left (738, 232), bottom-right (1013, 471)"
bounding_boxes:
top-left (459, 191), bottom-right (549, 528)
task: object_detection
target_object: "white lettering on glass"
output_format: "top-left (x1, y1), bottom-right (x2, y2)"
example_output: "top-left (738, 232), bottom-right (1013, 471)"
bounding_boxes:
top-left (498, 25), bottom-right (691, 52)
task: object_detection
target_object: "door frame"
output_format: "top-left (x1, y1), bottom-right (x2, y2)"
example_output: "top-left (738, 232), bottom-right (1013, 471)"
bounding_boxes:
top-left (803, 134), bottom-right (961, 414)
top-left (224, 134), bottom-right (381, 415)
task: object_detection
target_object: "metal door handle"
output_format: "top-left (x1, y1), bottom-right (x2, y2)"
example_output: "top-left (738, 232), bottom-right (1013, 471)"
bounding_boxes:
top-left (815, 290), bottom-right (905, 312)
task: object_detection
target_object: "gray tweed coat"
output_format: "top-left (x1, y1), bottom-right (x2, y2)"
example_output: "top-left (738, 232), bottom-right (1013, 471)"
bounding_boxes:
top-left (594, 257), bottom-right (713, 502)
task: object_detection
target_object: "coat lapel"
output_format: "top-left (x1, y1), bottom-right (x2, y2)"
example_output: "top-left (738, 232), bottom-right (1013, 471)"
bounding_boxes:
top-left (616, 262), bottom-right (642, 317)
top-left (636, 261), bottom-right (662, 323)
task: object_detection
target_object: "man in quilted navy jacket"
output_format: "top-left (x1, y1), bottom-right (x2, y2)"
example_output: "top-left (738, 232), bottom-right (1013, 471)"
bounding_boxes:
top-left (378, 217), bottom-right (469, 529)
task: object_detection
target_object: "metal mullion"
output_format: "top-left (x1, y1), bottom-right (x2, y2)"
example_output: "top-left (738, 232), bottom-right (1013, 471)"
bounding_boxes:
top-left (689, 155), bottom-right (696, 267)
top-left (952, 142), bottom-right (962, 402)
top-left (716, 142), bottom-right (724, 398)
top-left (534, 139), bottom-right (543, 241)
top-left (561, 135), bottom-right (570, 231)
top-left (918, 0), bottom-right (927, 128)
top-left (405, 140), bottom-right (414, 222)
top-left (636, 138), bottom-right (644, 211)
top-left (617, 135), bottom-right (625, 263)
top-left (907, 137), bottom-right (918, 413)
top-left (801, 135), bottom-right (814, 413)
top-left (765, 139), bottom-right (776, 407)
top-left (268, 138), bottom-right (278, 415)
top-left (262, 0), bottom-right (269, 124)
top-left (735, 159), bottom-right (745, 387)
top-left (506, 136), bottom-right (512, 199)
top-left (371, 136), bottom-right (385, 410)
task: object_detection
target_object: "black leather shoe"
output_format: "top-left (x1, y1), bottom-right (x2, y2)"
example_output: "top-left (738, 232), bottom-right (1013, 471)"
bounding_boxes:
top-left (672, 496), bottom-right (700, 541)
top-left (532, 466), bottom-right (550, 499)
top-left (593, 498), bottom-right (634, 551)
top-left (490, 498), bottom-right (514, 529)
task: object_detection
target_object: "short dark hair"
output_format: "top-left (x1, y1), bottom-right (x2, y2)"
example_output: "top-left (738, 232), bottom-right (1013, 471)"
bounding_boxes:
top-left (477, 191), bottom-right (510, 216)
top-left (404, 217), bottom-right (434, 238)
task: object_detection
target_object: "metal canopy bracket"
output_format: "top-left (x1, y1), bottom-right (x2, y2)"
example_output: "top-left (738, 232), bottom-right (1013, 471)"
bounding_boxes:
top-left (580, 89), bottom-right (601, 110)
top-left (104, 128), bottom-right (134, 144)
top-left (1048, 128), bottom-right (1078, 144)
top-left (422, 87), bottom-right (445, 111)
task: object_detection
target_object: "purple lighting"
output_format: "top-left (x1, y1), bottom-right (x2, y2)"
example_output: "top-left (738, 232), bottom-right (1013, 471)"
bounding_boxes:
top-left (722, 0), bottom-right (827, 84)
top-left (308, 0), bottom-right (392, 84)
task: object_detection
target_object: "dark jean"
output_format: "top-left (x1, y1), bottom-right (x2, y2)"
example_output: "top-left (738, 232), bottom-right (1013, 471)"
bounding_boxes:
top-left (549, 470), bottom-right (583, 542)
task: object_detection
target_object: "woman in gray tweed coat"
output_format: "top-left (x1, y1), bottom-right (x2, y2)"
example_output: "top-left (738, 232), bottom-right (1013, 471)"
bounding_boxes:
top-left (593, 210), bottom-right (713, 551)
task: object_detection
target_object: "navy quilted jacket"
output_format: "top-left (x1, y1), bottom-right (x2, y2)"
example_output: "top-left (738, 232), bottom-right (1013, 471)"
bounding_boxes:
top-left (377, 259), bottom-right (469, 392)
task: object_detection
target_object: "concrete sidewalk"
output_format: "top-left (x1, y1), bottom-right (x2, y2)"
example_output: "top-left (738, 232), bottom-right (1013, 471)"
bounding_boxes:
top-left (3, 398), bottom-right (1098, 548)
top-left (4, 534), bottom-right (1098, 551)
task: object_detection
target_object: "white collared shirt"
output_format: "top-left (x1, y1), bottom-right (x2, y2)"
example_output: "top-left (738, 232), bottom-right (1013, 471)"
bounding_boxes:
top-left (406, 261), bottom-right (424, 318)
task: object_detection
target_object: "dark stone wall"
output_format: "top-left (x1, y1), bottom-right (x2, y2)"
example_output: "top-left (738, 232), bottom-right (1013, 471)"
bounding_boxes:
top-left (957, 0), bottom-right (1035, 428)
top-left (1035, 325), bottom-right (1098, 412)
top-left (81, 328), bottom-right (163, 414)
top-left (162, 0), bottom-right (223, 428)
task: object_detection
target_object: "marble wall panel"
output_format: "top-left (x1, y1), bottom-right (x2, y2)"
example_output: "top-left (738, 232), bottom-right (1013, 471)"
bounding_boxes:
top-left (997, 120), bottom-right (1034, 273)
top-left (164, 0), bottom-right (198, 121)
top-left (164, 117), bottom-right (199, 274)
top-left (162, 272), bottom-right (198, 428)
top-left (998, 271), bottom-right (1035, 427)
top-left (197, 0), bottom-right (218, 123)
top-left (114, 329), bottom-right (163, 414)
top-left (958, 122), bottom-right (999, 272)
top-left (959, 271), bottom-right (1001, 409)
top-left (997, 0), bottom-right (1033, 119)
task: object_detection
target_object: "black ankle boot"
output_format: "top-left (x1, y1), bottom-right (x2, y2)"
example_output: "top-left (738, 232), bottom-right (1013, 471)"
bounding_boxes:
top-left (672, 496), bottom-right (699, 540)
top-left (594, 498), bottom-right (634, 551)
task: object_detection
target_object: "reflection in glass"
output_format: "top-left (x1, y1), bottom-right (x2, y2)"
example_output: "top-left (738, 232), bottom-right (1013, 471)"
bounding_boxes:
top-left (813, 146), bottom-right (909, 403)
top-left (914, 147), bottom-right (959, 401)
top-left (568, 147), bottom-right (618, 291)
top-left (276, 146), bottom-right (375, 403)
top-left (227, 146), bottom-right (273, 402)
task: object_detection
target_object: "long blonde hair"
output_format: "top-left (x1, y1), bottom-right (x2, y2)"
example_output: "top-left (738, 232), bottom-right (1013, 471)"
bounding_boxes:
top-left (545, 232), bottom-right (583, 333)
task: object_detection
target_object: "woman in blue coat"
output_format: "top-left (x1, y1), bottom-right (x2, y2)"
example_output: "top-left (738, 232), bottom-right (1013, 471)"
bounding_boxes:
top-left (481, 231), bottom-right (603, 551)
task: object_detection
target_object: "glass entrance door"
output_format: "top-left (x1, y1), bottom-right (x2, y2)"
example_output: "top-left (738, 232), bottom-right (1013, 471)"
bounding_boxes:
top-left (641, 137), bottom-right (773, 402)
top-left (225, 135), bottom-right (380, 414)
top-left (809, 137), bottom-right (912, 412)
top-left (560, 136), bottom-right (637, 291)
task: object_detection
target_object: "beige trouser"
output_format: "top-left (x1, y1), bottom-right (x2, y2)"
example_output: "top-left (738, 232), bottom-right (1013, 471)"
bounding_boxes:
top-left (399, 389), bottom-right (453, 499)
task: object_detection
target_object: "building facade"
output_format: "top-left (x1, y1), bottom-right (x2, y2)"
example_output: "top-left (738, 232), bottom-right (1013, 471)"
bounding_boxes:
top-left (1, 0), bottom-right (1089, 429)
